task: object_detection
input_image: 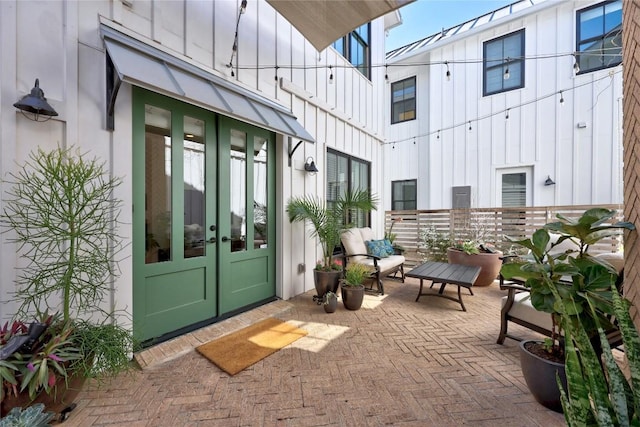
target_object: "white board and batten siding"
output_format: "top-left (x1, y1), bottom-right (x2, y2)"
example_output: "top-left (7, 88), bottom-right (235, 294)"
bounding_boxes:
top-left (384, 0), bottom-right (623, 211)
top-left (0, 0), bottom-right (389, 319)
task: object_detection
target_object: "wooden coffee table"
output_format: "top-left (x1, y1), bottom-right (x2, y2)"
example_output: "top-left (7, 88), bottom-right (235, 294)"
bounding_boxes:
top-left (406, 261), bottom-right (481, 311)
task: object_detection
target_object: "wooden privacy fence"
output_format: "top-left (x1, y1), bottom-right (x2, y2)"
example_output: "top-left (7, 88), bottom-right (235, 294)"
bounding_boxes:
top-left (385, 205), bottom-right (625, 267)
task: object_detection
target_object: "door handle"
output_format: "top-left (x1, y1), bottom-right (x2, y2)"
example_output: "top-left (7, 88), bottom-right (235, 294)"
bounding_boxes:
top-left (207, 237), bottom-right (217, 244)
top-left (221, 236), bottom-right (230, 242)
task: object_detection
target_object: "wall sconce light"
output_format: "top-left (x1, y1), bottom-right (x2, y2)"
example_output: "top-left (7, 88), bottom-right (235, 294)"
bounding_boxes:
top-left (544, 176), bottom-right (556, 186)
top-left (304, 157), bottom-right (319, 174)
top-left (13, 79), bottom-right (58, 122)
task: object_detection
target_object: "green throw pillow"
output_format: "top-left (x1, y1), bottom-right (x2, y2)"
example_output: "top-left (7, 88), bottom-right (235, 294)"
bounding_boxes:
top-left (366, 239), bottom-right (389, 258)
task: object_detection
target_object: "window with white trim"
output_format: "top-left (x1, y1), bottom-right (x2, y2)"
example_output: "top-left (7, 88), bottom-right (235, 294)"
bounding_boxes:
top-left (391, 77), bottom-right (416, 124)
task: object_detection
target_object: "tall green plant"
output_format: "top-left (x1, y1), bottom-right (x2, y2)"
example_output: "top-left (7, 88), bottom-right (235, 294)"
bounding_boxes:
top-left (558, 280), bottom-right (640, 425)
top-left (1, 146), bottom-right (134, 383)
top-left (1, 147), bottom-right (123, 322)
top-left (286, 190), bottom-right (377, 270)
top-left (501, 208), bottom-right (635, 355)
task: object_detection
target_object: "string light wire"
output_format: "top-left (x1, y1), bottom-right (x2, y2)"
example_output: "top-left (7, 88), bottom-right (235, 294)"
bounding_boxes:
top-left (382, 67), bottom-right (621, 146)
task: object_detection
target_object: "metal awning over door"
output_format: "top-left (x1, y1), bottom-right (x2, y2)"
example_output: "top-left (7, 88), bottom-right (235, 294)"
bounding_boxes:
top-left (266, 0), bottom-right (415, 52)
top-left (101, 24), bottom-right (314, 143)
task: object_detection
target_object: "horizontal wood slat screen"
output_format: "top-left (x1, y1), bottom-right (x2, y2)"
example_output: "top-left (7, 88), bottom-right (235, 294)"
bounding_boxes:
top-left (385, 205), bottom-right (625, 267)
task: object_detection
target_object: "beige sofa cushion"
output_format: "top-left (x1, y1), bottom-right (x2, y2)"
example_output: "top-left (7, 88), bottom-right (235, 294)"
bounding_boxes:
top-left (501, 292), bottom-right (553, 332)
top-left (358, 227), bottom-right (376, 243)
top-left (357, 254), bottom-right (406, 273)
top-left (341, 229), bottom-right (368, 262)
top-left (595, 252), bottom-right (624, 273)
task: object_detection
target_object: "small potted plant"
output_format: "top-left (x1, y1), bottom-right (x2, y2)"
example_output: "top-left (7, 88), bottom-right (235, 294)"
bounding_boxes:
top-left (340, 263), bottom-right (371, 310)
top-left (322, 291), bottom-right (338, 313)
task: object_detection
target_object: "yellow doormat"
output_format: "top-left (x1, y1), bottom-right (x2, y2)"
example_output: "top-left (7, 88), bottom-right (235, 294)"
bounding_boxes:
top-left (196, 317), bottom-right (307, 375)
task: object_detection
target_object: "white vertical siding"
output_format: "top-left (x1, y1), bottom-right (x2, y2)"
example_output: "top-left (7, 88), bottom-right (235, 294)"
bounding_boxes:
top-left (0, 0), bottom-right (389, 316)
top-left (385, 0), bottom-right (623, 210)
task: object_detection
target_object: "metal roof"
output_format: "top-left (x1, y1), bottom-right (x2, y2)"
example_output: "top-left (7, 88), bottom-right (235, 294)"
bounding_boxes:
top-left (386, 0), bottom-right (549, 61)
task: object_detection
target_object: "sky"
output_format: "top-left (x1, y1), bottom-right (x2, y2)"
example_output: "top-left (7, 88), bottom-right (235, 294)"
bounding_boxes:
top-left (386, 0), bottom-right (515, 51)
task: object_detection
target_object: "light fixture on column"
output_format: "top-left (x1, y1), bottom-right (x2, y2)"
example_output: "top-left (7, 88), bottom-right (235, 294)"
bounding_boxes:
top-left (304, 157), bottom-right (319, 174)
top-left (13, 79), bottom-right (58, 122)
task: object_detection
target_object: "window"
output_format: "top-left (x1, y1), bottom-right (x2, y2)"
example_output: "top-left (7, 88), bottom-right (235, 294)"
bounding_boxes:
top-left (332, 24), bottom-right (370, 79)
top-left (483, 30), bottom-right (525, 96)
top-left (501, 173), bottom-right (526, 207)
top-left (326, 149), bottom-right (371, 227)
top-left (576, 0), bottom-right (622, 74)
top-left (391, 77), bottom-right (416, 124)
top-left (392, 180), bottom-right (416, 210)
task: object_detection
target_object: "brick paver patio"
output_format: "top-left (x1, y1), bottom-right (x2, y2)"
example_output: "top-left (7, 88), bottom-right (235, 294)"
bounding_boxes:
top-left (62, 278), bottom-right (565, 426)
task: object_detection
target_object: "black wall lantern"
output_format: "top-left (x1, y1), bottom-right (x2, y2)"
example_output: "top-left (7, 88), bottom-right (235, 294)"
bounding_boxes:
top-left (304, 157), bottom-right (319, 174)
top-left (13, 79), bottom-right (58, 122)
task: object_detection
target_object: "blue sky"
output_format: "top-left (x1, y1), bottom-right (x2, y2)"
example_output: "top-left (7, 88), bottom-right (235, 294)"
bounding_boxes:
top-left (386, 0), bottom-right (515, 51)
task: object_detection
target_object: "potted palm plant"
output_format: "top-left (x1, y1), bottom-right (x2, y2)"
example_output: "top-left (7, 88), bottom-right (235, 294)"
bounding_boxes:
top-left (501, 208), bottom-right (634, 412)
top-left (286, 190), bottom-right (377, 303)
top-left (340, 263), bottom-right (371, 311)
top-left (0, 147), bottom-right (135, 419)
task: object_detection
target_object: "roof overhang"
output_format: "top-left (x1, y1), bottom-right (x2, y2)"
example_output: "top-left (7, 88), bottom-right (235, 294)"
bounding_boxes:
top-left (101, 24), bottom-right (314, 143)
top-left (266, 0), bottom-right (415, 52)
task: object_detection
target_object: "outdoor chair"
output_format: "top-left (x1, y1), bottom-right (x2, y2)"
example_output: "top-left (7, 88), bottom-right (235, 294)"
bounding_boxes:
top-left (497, 250), bottom-right (624, 346)
top-left (340, 227), bottom-right (405, 295)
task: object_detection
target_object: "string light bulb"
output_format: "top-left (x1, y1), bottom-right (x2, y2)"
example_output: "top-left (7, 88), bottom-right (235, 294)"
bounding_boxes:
top-left (468, 121), bottom-right (472, 131)
top-left (436, 130), bottom-right (440, 139)
top-left (329, 65), bottom-right (334, 84)
top-left (274, 65), bottom-right (279, 82)
top-left (505, 109), bottom-right (510, 120)
top-left (385, 64), bottom-right (389, 83)
top-left (240, 0), bottom-right (247, 14)
top-left (503, 57), bottom-right (511, 80)
top-left (445, 61), bottom-right (451, 81)
top-left (573, 54), bottom-right (580, 74)
top-left (559, 91), bottom-right (565, 105)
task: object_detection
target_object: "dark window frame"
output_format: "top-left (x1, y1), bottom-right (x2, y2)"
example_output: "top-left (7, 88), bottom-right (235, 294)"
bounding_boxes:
top-left (391, 77), bottom-right (417, 125)
top-left (326, 148), bottom-right (371, 227)
top-left (483, 29), bottom-right (525, 96)
top-left (576, 0), bottom-right (622, 74)
top-left (391, 179), bottom-right (417, 210)
top-left (332, 23), bottom-right (371, 80)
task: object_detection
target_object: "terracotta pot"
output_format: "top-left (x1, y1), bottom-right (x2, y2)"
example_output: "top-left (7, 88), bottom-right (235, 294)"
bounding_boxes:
top-left (446, 248), bottom-right (502, 287)
top-left (341, 284), bottom-right (365, 310)
top-left (519, 340), bottom-right (567, 413)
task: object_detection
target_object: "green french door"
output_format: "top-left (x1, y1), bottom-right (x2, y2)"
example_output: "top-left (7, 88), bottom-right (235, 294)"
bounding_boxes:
top-left (133, 89), bottom-right (275, 342)
top-left (218, 116), bottom-right (276, 314)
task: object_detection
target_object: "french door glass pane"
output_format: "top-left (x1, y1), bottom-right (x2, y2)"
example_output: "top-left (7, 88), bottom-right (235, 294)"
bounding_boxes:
top-left (230, 129), bottom-right (247, 252)
top-left (183, 116), bottom-right (205, 259)
top-left (145, 105), bottom-right (172, 264)
top-left (253, 136), bottom-right (268, 249)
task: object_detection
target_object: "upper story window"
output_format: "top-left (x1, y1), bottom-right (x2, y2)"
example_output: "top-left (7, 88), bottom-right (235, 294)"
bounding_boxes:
top-left (332, 24), bottom-right (370, 79)
top-left (391, 77), bottom-right (416, 124)
top-left (483, 29), bottom-right (525, 96)
top-left (576, 0), bottom-right (622, 74)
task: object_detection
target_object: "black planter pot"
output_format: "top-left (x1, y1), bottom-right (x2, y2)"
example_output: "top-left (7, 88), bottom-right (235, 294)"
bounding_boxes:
top-left (323, 293), bottom-right (338, 313)
top-left (519, 340), bottom-right (567, 413)
top-left (341, 284), bottom-right (365, 310)
top-left (312, 270), bottom-right (341, 304)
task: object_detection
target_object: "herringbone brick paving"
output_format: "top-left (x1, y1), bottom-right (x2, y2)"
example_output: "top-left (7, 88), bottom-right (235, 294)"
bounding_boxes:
top-left (62, 279), bottom-right (565, 426)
